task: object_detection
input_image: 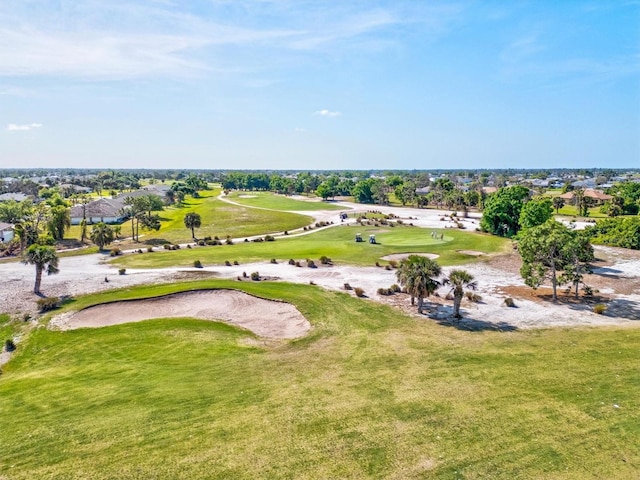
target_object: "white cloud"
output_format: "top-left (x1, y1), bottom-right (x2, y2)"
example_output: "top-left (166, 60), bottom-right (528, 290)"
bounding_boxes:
top-left (7, 123), bottom-right (43, 131)
top-left (294, 127), bottom-right (307, 132)
top-left (314, 109), bottom-right (341, 117)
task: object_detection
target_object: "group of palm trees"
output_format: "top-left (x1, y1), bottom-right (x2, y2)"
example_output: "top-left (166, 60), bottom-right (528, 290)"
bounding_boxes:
top-left (396, 255), bottom-right (477, 320)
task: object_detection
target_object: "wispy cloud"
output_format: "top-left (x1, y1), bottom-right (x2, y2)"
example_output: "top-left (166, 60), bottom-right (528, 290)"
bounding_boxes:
top-left (0, 0), bottom-right (466, 80)
top-left (314, 109), bottom-right (341, 117)
top-left (7, 123), bottom-right (43, 131)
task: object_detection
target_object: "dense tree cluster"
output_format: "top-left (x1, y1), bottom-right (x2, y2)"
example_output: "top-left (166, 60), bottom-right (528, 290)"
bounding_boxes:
top-left (585, 217), bottom-right (640, 250)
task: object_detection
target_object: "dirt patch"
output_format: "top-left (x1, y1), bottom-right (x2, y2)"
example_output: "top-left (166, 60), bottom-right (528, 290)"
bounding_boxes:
top-left (51, 290), bottom-right (311, 339)
top-left (380, 253), bottom-right (439, 262)
top-left (238, 194), bottom-right (257, 198)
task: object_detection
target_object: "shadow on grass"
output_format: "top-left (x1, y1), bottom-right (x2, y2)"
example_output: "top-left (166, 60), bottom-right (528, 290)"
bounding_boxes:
top-left (425, 304), bottom-right (518, 332)
top-left (143, 238), bottom-right (172, 246)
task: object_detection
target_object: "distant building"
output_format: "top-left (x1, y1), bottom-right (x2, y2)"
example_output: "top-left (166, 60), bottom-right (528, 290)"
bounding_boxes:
top-left (0, 223), bottom-right (14, 243)
top-left (70, 198), bottom-right (126, 225)
top-left (0, 193), bottom-right (29, 202)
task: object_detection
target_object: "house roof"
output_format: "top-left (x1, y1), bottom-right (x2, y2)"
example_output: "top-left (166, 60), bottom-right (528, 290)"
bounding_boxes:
top-left (0, 222), bottom-right (14, 231)
top-left (0, 193), bottom-right (29, 202)
top-left (70, 198), bottom-right (125, 218)
top-left (482, 187), bottom-right (498, 194)
top-left (559, 189), bottom-right (612, 201)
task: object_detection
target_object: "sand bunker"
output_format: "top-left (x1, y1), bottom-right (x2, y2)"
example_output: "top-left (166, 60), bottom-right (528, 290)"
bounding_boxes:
top-left (381, 253), bottom-right (439, 262)
top-left (238, 194), bottom-right (257, 198)
top-left (53, 290), bottom-right (310, 339)
top-left (457, 250), bottom-right (485, 256)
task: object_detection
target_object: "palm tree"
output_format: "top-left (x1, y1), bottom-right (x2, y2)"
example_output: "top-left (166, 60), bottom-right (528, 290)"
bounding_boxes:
top-left (396, 255), bottom-right (442, 314)
top-left (90, 222), bottom-right (114, 250)
top-left (184, 212), bottom-right (202, 239)
top-left (23, 244), bottom-right (59, 294)
top-left (444, 269), bottom-right (477, 320)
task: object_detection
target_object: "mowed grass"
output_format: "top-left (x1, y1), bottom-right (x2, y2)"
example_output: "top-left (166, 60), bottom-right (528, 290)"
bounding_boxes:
top-left (112, 225), bottom-right (510, 269)
top-left (226, 191), bottom-right (344, 211)
top-left (1, 280), bottom-right (638, 479)
top-left (65, 189), bottom-right (312, 247)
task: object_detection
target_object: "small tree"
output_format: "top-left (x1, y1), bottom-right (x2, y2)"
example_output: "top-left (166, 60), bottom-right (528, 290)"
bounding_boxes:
top-left (552, 196), bottom-right (565, 214)
top-left (23, 244), bottom-right (59, 294)
top-left (184, 212), bottom-right (202, 239)
top-left (396, 255), bottom-right (442, 314)
top-left (519, 197), bottom-right (553, 230)
top-left (444, 269), bottom-right (477, 319)
top-left (90, 222), bottom-right (114, 251)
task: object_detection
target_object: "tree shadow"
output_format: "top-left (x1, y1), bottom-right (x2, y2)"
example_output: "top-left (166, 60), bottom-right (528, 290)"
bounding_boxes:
top-left (424, 304), bottom-right (518, 332)
top-left (143, 238), bottom-right (172, 246)
top-left (592, 266), bottom-right (623, 275)
top-left (604, 298), bottom-right (640, 320)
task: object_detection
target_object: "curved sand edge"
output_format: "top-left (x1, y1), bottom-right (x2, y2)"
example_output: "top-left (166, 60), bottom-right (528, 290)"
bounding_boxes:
top-left (380, 253), bottom-right (439, 262)
top-left (50, 290), bottom-right (311, 339)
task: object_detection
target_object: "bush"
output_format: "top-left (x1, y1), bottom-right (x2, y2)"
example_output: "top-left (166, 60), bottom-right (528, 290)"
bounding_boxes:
top-left (343, 283), bottom-right (352, 290)
top-left (295, 261), bottom-right (302, 267)
top-left (37, 297), bottom-right (60, 312)
top-left (504, 297), bottom-right (516, 308)
top-left (225, 238), bottom-right (234, 245)
top-left (465, 292), bottom-right (482, 302)
top-left (264, 235), bottom-right (275, 242)
top-left (233, 260), bottom-right (239, 265)
top-left (250, 271), bottom-right (260, 281)
top-left (445, 293), bottom-right (454, 300)
top-left (284, 231), bottom-right (289, 235)
top-left (385, 265), bottom-right (391, 271)
top-left (390, 284), bottom-right (401, 293)
top-left (225, 260), bottom-right (231, 266)
top-left (375, 261), bottom-right (381, 267)
top-left (252, 237), bottom-right (264, 243)
top-left (110, 248), bottom-right (122, 256)
top-left (354, 287), bottom-right (366, 298)
top-left (388, 260), bottom-right (398, 268)
top-left (288, 259), bottom-right (296, 265)
top-left (593, 303), bottom-right (607, 315)
top-left (118, 268), bottom-right (126, 275)
top-left (147, 247), bottom-right (153, 252)
top-left (242, 271), bottom-right (247, 278)
top-left (307, 259), bottom-right (317, 268)
top-left (377, 287), bottom-right (393, 296)
top-left (270, 258), bottom-right (277, 264)
top-left (319, 255), bottom-right (332, 265)
top-left (4, 339), bottom-right (16, 352)
top-left (193, 260), bottom-right (203, 268)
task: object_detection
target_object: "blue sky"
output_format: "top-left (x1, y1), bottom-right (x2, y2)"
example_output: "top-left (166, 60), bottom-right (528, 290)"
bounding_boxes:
top-left (1, 0), bottom-right (638, 170)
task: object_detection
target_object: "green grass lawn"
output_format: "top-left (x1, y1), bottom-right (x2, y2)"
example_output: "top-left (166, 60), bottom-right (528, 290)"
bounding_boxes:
top-left (65, 189), bottom-right (312, 247)
top-left (112, 225), bottom-right (510, 269)
top-left (226, 191), bottom-right (344, 211)
top-left (1, 280), bottom-right (638, 479)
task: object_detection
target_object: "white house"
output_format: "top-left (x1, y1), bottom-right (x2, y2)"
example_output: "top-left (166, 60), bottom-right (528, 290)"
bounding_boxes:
top-left (0, 223), bottom-right (14, 243)
top-left (69, 198), bottom-right (127, 225)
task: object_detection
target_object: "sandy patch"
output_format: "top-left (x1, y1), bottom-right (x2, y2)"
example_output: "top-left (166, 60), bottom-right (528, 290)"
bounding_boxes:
top-left (238, 194), bottom-right (257, 198)
top-left (457, 250), bottom-right (484, 256)
top-left (381, 253), bottom-right (439, 261)
top-left (51, 290), bottom-right (310, 339)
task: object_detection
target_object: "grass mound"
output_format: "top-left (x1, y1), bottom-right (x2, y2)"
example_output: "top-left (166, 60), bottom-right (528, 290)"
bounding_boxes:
top-left (1, 281), bottom-right (638, 478)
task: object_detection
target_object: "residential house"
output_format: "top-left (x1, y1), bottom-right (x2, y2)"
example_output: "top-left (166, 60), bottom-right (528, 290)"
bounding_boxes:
top-left (0, 223), bottom-right (14, 243)
top-left (69, 198), bottom-right (126, 225)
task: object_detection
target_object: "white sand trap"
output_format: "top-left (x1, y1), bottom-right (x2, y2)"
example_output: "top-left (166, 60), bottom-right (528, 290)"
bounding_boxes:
top-left (54, 290), bottom-right (310, 339)
top-left (457, 250), bottom-right (485, 256)
top-left (238, 194), bottom-right (257, 198)
top-left (381, 253), bottom-right (439, 262)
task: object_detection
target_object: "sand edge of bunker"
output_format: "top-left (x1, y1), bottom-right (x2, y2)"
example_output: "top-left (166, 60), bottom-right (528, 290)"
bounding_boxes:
top-left (50, 289), bottom-right (311, 339)
top-left (380, 252), bottom-right (439, 262)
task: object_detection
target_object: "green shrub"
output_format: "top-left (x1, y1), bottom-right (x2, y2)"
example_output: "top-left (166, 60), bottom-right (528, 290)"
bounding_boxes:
top-left (147, 247), bottom-right (153, 252)
top-left (4, 338), bottom-right (16, 352)
top-left (390, 284), bottom-right (401, 293)
top-left (504, 297), bottom-right (516, 308)
top-left (110, 248), bottom-right (122, 256)
top-left (319, 255), bottom-right (332, 265)
top-left (193, 260), bottom-right (203, 268)
top-left (466, 292), bottom-right (482, 302)
top-left (37, 297), bottom-right (60, 312)
top-left (225, 260), bottom-right (231, 266)
top-left (250, 272), bottom-right (260, 281)
top-left (233, 260), bottom-right (239, 265)
top-left (354, 287), bottom-right (365, 298)
top-left (270, 258), bottom-right (277, 264)
top-left (307, 259), bottom-right (317, 268)
top-left (118, 268), bottom-right (126, 275)
top-left (343, 283), bottom-right (352, 290)
top-left (264, 235), bottom-right (275, 242)
top-left (593, 303), bottom-right (607, 315)
top-left (288, 259), bottom-right (296, 265)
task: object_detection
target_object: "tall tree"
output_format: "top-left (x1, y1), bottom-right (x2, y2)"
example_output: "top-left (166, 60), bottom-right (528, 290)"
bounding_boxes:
top-left (47, 205), bottom-right (71, 240)
top-left (552, 196), bottom-right (565, 214)
top-left (480, 186), bottom-right (530, 237)
top-left (184, 212), bottom-right (202, 239)
top-left (519, 197), bottom-right (553, 230)
top-left (90, 222), bottom-right (114, 251)
top-left (396, 255), bottom-right (442, 314)
top-left (23, 244), bottom-right (59, 294)
top-left (444, 269), bottom-right (477, 319)
top-left (518, 220), bottom-right (592, 301)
